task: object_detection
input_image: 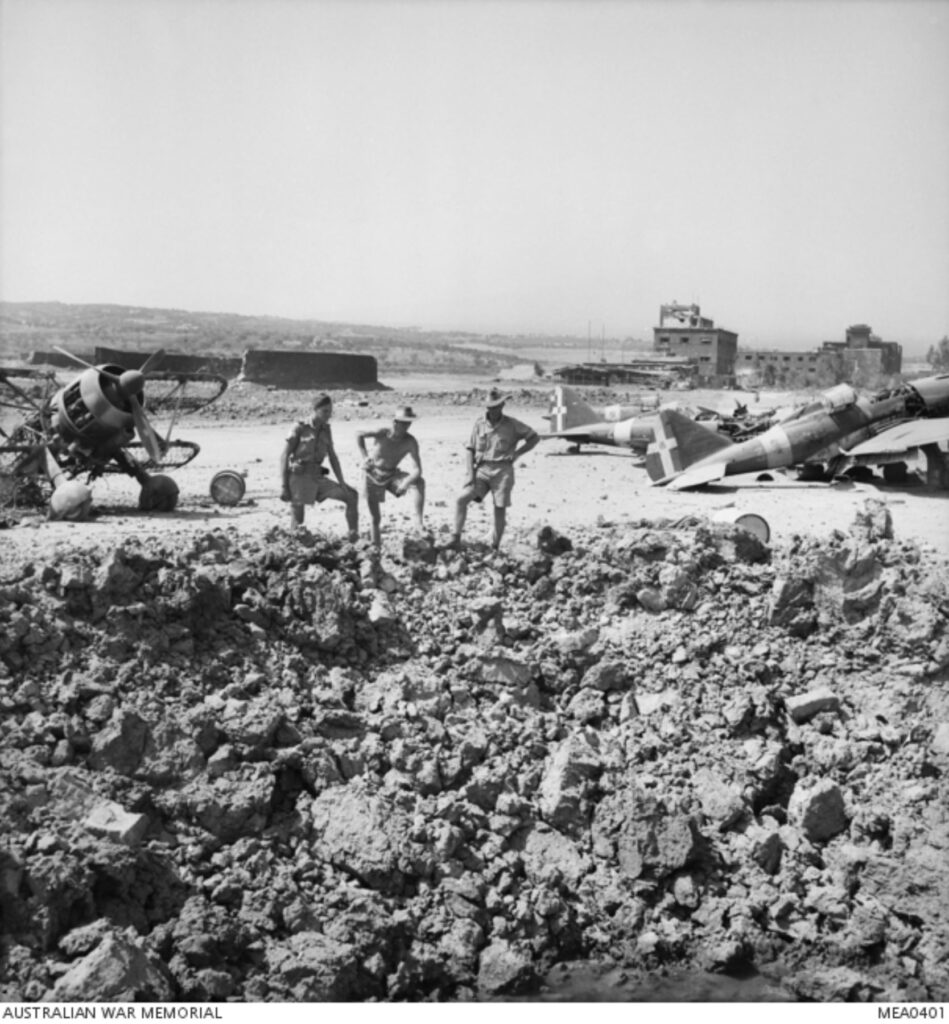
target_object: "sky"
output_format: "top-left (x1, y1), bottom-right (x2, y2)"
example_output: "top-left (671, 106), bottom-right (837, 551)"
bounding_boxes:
top-left (1, 0), bottom-right (947, 352)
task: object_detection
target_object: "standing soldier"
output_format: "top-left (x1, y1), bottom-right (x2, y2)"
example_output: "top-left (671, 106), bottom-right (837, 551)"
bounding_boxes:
top-left (451, 388), bottom-right (539, 551)
top-left (356, 405), bottom-right (426, 547)
top-left (280, 394), bottom-right (358, 539)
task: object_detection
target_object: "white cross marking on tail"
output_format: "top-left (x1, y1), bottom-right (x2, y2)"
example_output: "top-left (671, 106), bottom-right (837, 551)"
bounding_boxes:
top-left (552, 398), bottom-right (568, 428)
top-left (652, 422), bottom-right (679, 477)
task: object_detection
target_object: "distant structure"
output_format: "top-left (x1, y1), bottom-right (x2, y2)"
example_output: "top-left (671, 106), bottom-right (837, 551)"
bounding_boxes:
top-left (241, 350), bottom-right (380, 389)
top-left (551, 357), bottom-right (694, 388)
top-left (652, 303), bottom-right (738, 386)
top-left (737, 323), bottom-right (902, 387)
top-left (92, 346), bottom-right (242, 379)
top-left (32, 346), bottom-right (382, 389)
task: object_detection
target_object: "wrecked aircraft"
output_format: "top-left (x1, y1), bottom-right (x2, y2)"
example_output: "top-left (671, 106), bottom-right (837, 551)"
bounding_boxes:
top-left (0, 349), bottom-right (227, 518)
top-left (645, 376), bottom-right (949, 490)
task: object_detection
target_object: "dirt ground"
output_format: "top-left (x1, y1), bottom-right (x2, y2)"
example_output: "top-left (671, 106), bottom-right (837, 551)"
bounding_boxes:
top-left (2, 381), bottom-right (947, 561)
top-left (0, 380), bottom-right (945, 561)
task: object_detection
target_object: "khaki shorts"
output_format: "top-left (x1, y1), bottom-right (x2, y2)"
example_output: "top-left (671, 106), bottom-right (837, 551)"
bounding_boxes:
top-left (363, 467), bottom-right (412, 504)
top-left (289, 472), bottom-right (350, 506)
top-left (469, 462), bottom-right (515, 507)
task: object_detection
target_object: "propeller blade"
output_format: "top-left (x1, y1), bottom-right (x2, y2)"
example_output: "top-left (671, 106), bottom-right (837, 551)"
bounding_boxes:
top-left (140, 349), bottom-right (166, 375)
top-left (130, 394), bottom-right (164, 463)
top-left (53, 346), bottom-right (123, 384)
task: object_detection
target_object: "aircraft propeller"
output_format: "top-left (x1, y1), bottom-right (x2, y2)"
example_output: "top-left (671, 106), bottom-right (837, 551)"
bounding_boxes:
top-left (53, 346), bottom-right (167, 462)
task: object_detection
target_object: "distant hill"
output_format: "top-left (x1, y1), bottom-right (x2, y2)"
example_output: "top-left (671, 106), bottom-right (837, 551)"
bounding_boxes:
top-left (0, 301), bottom-right (646, 376)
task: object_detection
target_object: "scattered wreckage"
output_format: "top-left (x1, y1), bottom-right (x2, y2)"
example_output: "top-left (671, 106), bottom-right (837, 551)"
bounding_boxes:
top-left (541, 385), bottom-right (778, 455)
top-left (0, 349), bottom-right (227, 519)
top-left (644, 375), bottom-right (949, 490)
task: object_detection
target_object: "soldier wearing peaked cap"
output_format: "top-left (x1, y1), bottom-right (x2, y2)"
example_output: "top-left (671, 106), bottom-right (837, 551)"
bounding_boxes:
top-left (451, 388), bottom-right (539, 551)
top-left (356, 405), bottom-right (426, 547)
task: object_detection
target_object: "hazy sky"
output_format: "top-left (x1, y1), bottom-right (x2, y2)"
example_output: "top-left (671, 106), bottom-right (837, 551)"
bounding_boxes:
top-left (1, 0), bottom-right (947, 351)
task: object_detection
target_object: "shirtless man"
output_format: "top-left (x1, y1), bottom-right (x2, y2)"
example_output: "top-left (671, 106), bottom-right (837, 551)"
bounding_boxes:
top-left (356, 406), bottom-right (425, 547)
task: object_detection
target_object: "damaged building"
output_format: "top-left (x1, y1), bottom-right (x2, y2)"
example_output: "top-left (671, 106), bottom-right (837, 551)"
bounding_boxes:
top-left (737, 323), bottom-right (903, 388)
top-left (652, 303), bottom-right (739, 387)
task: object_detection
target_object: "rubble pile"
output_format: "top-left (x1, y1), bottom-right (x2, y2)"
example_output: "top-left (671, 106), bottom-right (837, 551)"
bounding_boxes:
top-left (1, 502), bottom-right (948, 1002)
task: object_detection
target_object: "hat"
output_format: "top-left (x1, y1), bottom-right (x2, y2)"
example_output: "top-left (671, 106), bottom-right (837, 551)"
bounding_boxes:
top-left (485, 388), bottom-right (509, 409)
top-left (393, 405), bottom-right (417, 422)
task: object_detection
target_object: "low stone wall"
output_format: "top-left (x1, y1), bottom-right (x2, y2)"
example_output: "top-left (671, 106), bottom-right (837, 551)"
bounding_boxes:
top-left (241, 350), bottom-right (379, 389)
top-left (29, 350), bottom-right (96, 368)
top-left (93, 347), bottom-right (242, 379)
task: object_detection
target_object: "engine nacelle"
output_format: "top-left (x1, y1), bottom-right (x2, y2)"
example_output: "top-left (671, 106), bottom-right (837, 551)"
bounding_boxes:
top-left (907, 374), bottom-right (949, 416)
top-left (817, 384), bottom-right (859, 412)
top-left (52, 366), bottom-right (137, 452)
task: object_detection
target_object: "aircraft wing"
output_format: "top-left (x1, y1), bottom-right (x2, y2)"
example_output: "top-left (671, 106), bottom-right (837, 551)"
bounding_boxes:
top-left (665, 461), bottom-right (730, 490)
top-left (543, 423), bottom-right (620, 444)
top-left (841, 418), bottom-right (949, 460)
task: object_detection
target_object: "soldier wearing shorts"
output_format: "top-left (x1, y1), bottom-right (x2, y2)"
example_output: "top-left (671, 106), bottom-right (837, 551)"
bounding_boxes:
top-left (451, 389), bottom-right (539, 551)
top-left (280, 394), bottom-right (358, 539)
top-left (356, 406), bottom-right (426, 547)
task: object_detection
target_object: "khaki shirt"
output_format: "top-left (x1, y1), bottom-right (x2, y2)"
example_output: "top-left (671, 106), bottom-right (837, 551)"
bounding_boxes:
top-left (286, 420), bottom-right (332, 474)
top-left (468, 414), bottom-right (537, 462)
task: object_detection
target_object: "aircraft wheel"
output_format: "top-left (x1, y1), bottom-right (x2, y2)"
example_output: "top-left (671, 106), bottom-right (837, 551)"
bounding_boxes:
top-left (845, 466), bottom-right (874, 483)
top-left (882, 462), bottom-right (908, 484)
top-left (797, 463), bottom-right (826, 482)
top-left (139, 474), bottom-right (179, 512)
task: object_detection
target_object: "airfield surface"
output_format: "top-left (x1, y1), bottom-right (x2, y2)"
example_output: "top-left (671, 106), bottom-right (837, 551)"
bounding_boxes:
top-left (3, 380), bottom-right (947, 558)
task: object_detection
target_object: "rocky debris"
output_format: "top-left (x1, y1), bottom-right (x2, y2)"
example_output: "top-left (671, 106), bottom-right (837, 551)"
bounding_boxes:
top-left (537, 525), bottom-right (572, 556)
top-left (48, 928), bottom-right (173, 1002)
top-left (1, 501), bottom-right (948, 1002)
top-left (477, 939), bottom-right (537, 996)
top-left (788, 779), bottom-right (849, 843)
top-left (932, 723), bottom-right (949, 756)
top-left (50, 772), bottom-right (150, 847)
top-left (785, 687), bottom-right (840, 724)
top-left (850, 499), bottom-right (893, 543)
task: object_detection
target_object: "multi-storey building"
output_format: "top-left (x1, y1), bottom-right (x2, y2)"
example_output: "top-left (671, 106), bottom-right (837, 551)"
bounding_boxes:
top-left (736, 323), bottom-right (902, 387)
top-left (652, 303), bottom-right (738, 385)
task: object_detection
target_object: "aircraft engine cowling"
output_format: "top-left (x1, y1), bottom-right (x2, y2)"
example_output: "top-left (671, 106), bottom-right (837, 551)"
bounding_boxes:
top-left (52, 366), bottom-right (136, 450)
top-left (817, 384), bottom-right (859, 412)
top-left (907, 374), bottom-right (949, 416)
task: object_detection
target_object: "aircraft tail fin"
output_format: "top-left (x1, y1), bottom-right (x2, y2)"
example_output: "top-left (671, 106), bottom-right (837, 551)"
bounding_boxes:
top-left (645, 409), bottom-right (735, 483)
top-left (547, 386), bottom-right (599, 433)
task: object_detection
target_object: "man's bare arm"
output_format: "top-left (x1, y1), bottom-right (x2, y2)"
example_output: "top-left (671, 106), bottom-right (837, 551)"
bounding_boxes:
top-left (355, 428), bottom-right (384, 460)
top-left (514, 432), bottom-right (540, 461)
